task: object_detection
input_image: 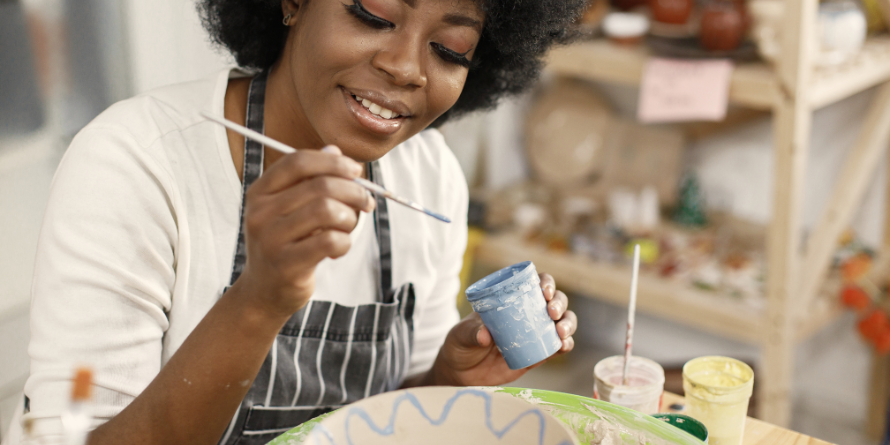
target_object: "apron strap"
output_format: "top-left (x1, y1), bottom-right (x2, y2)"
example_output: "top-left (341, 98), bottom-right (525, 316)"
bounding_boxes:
top-left (227, 71), bottom-right (394, 305)
top-left (229, 70), bottom-right (268, 286)
top-left (368, 161), bottom-right (393, 303)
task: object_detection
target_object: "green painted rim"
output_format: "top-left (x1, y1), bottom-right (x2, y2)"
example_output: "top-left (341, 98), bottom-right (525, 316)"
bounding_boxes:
top-left (267, 387), bottom-right (707, 445)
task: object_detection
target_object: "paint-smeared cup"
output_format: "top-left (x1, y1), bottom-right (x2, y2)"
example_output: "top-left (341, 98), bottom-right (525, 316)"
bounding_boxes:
top-left (466, 261), bottom-right (562, 370)
top-left (593, 355), bottom-right (665, 414)
top-left (682, 356), bottom-right (753, 445)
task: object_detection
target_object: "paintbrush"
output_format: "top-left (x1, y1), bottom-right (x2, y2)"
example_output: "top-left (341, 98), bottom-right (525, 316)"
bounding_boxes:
top-left (622, 244), bottom-right (641, 385)
top-left (200, 111), bottom-right (451, 223)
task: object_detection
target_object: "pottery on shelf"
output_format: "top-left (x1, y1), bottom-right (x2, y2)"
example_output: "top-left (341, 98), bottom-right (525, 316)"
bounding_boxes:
top-left (602, 12), bottom-right (650, 46)
top-left (750, 0), bottom-right (866, 66)
top-left (817, 0), bottom-right (867, 66)
top-left (650, 0), bottom-right (694, 24)
top-left (748, 0), bottom-right (782, 62)
top-left (700, 1), bottom-right (746, 51)
top-left (611, 0), bottom-right (649, 12)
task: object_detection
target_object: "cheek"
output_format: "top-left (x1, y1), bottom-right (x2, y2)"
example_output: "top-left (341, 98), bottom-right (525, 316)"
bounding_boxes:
top-left (429, 70), bottom-right (468, 112)
top-left (292, 20), bottom-right (367, 80)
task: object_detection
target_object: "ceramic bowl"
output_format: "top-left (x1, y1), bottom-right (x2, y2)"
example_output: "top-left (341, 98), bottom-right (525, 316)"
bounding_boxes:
top-left (305, 387), bottom-right (579, 445)
top-left (270, 387), bottom-right (708, 445)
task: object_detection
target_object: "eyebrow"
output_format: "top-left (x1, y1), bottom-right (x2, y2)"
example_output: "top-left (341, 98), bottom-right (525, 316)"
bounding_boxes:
top-left (398, 0), bottom-right (483, 30)
top-left (443, 13), bottom-right (483, 31)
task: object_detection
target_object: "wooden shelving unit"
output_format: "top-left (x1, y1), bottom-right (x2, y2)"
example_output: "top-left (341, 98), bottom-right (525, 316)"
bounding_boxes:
top-left (476, 231), bottom-right (844, 344)
top-left (546, 36), bottom-right (890, 110)
top-left (474, 9), bottom-right (890, 429)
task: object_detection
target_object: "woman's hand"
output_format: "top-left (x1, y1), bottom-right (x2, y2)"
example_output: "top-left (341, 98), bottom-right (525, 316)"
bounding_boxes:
top-left (231, 146), bottom-right (375, 319)
top-left (428, 273), bottom-right (577, 387)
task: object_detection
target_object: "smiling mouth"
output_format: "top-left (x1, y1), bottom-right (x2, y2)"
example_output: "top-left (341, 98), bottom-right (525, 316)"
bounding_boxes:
top-left (348, 93), bottom-right (403, 120)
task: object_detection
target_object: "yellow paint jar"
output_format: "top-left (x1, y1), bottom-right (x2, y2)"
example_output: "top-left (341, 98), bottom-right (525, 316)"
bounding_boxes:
top-left (682, 356), bottom-right (753, 445)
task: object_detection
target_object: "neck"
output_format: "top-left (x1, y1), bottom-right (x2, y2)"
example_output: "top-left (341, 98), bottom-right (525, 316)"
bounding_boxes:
top-left (263, 58), bottom-right (326, 167)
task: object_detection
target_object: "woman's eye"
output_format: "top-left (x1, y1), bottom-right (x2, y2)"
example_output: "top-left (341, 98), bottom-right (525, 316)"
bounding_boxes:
top-left (432, 43), bottom-right (471, 68)
top-left (345, 0), bottom-right (394, 29)
top-left (344, 0), bottom-right (472, 68)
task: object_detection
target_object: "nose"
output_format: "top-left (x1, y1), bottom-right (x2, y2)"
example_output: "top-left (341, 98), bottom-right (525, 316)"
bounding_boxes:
top-left (371, 37), bottom-right (427, 88)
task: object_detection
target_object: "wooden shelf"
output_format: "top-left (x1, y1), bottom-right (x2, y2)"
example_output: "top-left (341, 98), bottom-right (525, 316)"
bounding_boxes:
top-left (547, 36), bottom-right (890, 111)
top-left (474, 231), bottom-right (843, 345)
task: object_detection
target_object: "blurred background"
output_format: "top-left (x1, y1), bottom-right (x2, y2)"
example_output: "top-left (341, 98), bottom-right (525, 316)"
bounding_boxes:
top-left (1, 0), bottom-right (889, 443)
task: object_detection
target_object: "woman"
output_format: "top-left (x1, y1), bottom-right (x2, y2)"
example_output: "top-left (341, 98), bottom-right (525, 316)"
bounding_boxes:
top-left (14, 0), bottom-right (586, 443)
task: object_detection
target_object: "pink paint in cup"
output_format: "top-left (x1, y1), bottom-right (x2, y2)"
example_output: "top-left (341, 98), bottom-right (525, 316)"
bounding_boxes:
top-left (593, 355), bottom-right (665, 414)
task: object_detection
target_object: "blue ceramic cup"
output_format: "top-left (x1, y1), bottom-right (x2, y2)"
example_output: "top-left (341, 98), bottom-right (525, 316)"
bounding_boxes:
top-left (466, 261), bottom-right (562, 370)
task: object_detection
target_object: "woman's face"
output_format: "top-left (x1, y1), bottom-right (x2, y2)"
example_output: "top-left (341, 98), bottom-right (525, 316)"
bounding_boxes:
top-left (278, 0), bottom-right (484, 162)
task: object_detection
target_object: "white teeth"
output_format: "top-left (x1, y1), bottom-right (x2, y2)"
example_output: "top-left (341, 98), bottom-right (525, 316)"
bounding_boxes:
top-left (354, 95), bottom-right (400, 119)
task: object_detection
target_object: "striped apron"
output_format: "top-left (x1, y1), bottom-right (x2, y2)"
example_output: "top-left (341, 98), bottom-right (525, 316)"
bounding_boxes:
top-left (218, 71), bottom-right (416, 445)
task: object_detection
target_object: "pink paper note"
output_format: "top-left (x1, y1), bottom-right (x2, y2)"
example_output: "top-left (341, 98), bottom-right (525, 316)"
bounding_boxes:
top-left (637, 58), bottom-right (733, 123)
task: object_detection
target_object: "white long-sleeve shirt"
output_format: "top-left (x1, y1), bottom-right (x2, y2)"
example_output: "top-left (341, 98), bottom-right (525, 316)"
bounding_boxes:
top-left (9, 68), bottom-right (467, 444)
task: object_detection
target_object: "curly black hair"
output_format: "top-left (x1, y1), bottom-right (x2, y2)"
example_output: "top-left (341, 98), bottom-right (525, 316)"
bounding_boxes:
top-left (198, 0), bottom-right (588, 125)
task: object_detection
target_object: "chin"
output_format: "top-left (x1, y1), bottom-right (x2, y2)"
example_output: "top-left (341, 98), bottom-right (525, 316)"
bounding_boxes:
top-left (333, 135), bottom-right (401, 163)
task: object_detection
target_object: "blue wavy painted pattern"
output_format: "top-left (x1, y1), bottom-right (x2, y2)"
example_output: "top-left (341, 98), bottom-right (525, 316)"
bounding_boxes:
top-left (308, 388), bottom-right (574, 445)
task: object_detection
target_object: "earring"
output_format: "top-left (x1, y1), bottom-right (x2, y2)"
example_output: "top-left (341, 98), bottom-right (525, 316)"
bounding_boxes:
top-left (282, 13), bottom-right (292, 26)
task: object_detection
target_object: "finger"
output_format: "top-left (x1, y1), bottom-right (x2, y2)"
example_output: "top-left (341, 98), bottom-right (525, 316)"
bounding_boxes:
top-left (271, 197), bottom-right (359, 243)
top-left (321, 145), bottom-right (341, 155)
top-left (556, 310), bottom-right (577, 339)
top-left (547, 291), bottom-right (568, 321)
top-left (539, 273), bottom-right (556, 301)
top-left (252, 149), bottom-right (363, 195)
top-left (282, 228), bottom-right (353, 268)
top-left (560, 336), bottom-right (575, 352)
top-left (272, 175), bottom-right (375, 215)
top-left (453, 313), bottom-right (486, 348)
top-left (476, 325), bottom-right (493, 347)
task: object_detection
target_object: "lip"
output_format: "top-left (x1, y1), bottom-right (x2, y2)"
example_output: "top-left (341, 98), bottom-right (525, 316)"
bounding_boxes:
top-left (343, 87), bottom-right (413, 117)
top-left (341, 87), bottom-right (409, 136)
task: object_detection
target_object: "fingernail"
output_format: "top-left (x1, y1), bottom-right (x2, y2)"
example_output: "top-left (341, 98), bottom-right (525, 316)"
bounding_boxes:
top-left (366, 192), bottom-right (376, 211)
top-left (550, 301), bottom-right (561, 313)
top-left (321, 145), bottom-right (341, 154)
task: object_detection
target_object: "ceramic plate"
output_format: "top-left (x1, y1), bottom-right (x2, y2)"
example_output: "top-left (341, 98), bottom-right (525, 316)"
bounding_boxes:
top-left (268, 387), bottom-right (705, 445)
top-left (298, 387), bottom-right (578, 445)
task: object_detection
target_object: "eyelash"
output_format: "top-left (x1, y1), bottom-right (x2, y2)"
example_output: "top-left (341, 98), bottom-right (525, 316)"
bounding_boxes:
top-left (344, 0), bottom-right (472, 68)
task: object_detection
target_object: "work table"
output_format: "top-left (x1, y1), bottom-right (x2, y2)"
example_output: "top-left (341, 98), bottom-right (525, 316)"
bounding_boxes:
top-left (660, 392), bottom-right (834, 444)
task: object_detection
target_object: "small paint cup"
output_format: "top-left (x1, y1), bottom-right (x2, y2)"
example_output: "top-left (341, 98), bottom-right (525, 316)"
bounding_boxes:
top-left (593, 355), bottom-right (665, 414)
top-left (652, 414), bottom-right (709, 443)
top-left (466, 261), bottom-right (562, 370)
top-left (682, 356), bottom-right (753, 445)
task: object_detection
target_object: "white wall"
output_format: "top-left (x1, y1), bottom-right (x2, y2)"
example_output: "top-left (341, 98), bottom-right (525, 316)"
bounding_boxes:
top-left (125, 0), bottom-right (233, 95)
top-left (0, 1), bottom-right (232, 440)
top-left (0, 133), bottom-right (65, 441)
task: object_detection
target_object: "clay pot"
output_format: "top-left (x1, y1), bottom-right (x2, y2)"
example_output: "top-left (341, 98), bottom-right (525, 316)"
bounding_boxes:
top-left (700, 1), bottom-right (745, 51)
top-left (603, 12), bottom-right (650, 46)
top-left (611, 0), bottom-right (649, 12)
top-left (650, 0), bottom-right (694, 24)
